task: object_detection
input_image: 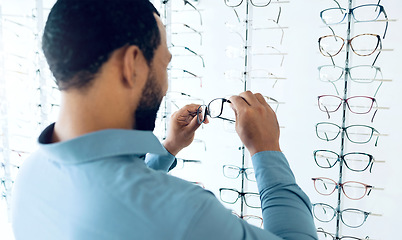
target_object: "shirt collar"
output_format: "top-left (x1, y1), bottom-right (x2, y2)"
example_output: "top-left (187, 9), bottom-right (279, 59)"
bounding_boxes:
top-left (38, 123), bottom-right (167, 164)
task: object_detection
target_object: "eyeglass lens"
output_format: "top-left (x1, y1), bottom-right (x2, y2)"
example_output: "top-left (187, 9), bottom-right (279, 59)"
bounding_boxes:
top-left (313, 203), bottom-right (369, 228)
top-left (223, 165), bottom-right (256, 182)
top-left (314, 150), bottom-right (372, 172)
top-left (219, 188), bottom-right (260, 208)
top-left (319, 34), bottom-right (380, 57)
top-left (224, 0), bottom-right (272, 8)
top-left (319, 65), bottom-right (382, 83)
top-left (321, 4), bottom-right (385, 25)
top-left (316, 123), bottom-right (377, 144)
top-left (312, 177), bottom-right (371, 200)
top-left (318, 95), bottom-right (375, 114)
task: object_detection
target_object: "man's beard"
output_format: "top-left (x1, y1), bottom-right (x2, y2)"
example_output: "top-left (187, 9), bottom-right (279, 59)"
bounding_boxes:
top-left (133, 70), bottom-right (164, 131)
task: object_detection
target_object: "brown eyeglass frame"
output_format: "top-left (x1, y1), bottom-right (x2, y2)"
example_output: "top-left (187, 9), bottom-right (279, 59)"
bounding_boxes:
top-left (318, 33), bottom-right (382, 65)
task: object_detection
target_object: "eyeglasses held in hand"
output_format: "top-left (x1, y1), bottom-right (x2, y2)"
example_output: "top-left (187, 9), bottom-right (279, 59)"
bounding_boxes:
top-left (311, 177), bottom-right (373, 200)
top-left (320, 4), bottom-right (388, 39)
top-left (318, 34), bottom-right (382, 66)
top-left (317, 95), bottom-right (378, 122)
top-left (197, 96), bottom-right (278, 124)
top-left (223, 165), bottom-right (256, 182)
top-left (197, 98), bottom-right (235, 124)
top-left (312, 203), bottom-right (372, 228)
top-left (317, 228), bottom-right (370, 240)
top-left (315, 122), bottom-right (380, 146)
top-left (313, 150), bottom-right (374, 173)
top-left (219, 188), bottom-right (260, 208)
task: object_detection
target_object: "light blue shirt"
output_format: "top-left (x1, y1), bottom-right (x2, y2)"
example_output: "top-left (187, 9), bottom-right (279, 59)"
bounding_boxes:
top-left (11, 123), bottom-right (317, 240)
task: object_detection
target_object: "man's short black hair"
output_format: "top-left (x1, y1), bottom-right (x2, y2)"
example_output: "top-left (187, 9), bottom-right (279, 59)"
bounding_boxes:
top-left (42, 0), bottom-right (161, 90)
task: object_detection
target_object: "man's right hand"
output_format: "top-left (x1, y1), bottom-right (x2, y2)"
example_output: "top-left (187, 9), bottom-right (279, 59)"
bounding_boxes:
top-left (229, 91), bottom-right (281, 156)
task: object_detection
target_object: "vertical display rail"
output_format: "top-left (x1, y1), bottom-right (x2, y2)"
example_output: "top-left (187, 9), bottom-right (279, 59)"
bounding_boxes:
top-left (239, 0), bottom-right (253, 218)
top-left (0, 5), bottom-right (12, 220)
top-left (35, 0), bottom-right (48, 129)
top-left (161, 0), bottom-right (172, 141)
top-left (336, 0), bottom-right (352, 237)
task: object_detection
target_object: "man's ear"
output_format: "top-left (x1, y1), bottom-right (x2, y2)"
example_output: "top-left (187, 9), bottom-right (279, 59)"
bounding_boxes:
top-left (122, 45), bottom-right (149, 89)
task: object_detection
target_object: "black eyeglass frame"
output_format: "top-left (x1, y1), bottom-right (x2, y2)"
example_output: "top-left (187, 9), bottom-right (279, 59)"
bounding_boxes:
top-left (313, 150), bottom-right (374, 173)
top-left (219, 188), bottom-right (261, 208)
top-left (197, 98), bottom-right (235, 124)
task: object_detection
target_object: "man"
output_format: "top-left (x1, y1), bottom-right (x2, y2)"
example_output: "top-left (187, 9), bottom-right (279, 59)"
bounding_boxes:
top-left (11, 0), bottom-right (317, 239)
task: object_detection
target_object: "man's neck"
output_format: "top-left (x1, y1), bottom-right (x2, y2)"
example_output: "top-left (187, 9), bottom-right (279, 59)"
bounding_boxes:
top-left (52, 90), bottom-right (134, 143)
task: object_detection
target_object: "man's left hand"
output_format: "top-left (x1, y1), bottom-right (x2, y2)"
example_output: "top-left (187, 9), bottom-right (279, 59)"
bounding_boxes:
top-left (163, 104), bottom-right (207, 156)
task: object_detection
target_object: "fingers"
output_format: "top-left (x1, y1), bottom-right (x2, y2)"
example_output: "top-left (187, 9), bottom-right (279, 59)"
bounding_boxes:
top-left (187, 113), bottom-right (202, 131)
top-left (239, 91), bottom-right (260, 107)
top-left (228, 95), bottom-right (249, 113)
top-left (254, 93), bottom-right (274, 112)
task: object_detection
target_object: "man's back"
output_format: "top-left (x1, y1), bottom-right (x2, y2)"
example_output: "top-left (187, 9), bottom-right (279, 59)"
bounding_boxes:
top-left (11, 124), bottom-right (318, 240)
top-left (12, 125), bottom-right (215, 239)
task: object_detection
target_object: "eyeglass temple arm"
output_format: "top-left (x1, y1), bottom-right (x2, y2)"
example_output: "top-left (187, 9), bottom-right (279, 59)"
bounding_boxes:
top-left (217, 116), bottom-right (235, 123)
top-left (372, 36), bottom-right (382, 66)
top-left (382, 8), bottom-right (388, 39)
top-left (184, 47), bottom-right (205, 67)
top-left (184, 0), bottom-right (203, 25)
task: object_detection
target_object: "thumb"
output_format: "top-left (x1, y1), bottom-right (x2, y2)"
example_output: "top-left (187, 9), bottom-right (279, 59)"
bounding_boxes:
top-left (187, 114), bottom-right (202, 132)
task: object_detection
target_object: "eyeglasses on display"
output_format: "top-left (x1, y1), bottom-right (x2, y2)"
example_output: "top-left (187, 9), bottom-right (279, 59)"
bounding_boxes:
top-left (232, 212), bottom-right (263, 228)
top-left (225, 45), bottom-right (286, 67)
top-left (223, 165), bottom-right (256, 182)
top-left (175, 158), bottom-right (202, 169)
top-left (318, 65), bottom-right (384, 83)
top-left (318, 34), bottom-right (382, 66)
top-left (224, 69), bottom-right (286, 88)
top-left (320, 4), bottom-right (388, 38)
top-left (224, 0), bottom-right (273, 8)
top-left (168, 68), bottom-right (203, 87)
top-left (312, 203), bottom-right (376, 228)
top-left (313, 150), bottom-right (374, 173)
top-left (311, 177), bottom-right (373, 200)
top-left (317, 228), bottom-right (370, 240)
top-left (219, 188), bottom-right (261, 208)
top-left (317, 95), bottom-right (378, 122)
top-left (165, 0), bottom-right (203, 26)
top-left (168, 44), bottom-right (205, 68)
top-left (317, 65), bottom-right (384, 96)
top-left (164, 91), bottom-right (204, 111)
top-left (315, 122), bottom-right (380, 146)
top-left (166, 23), bottom-right (203, 45)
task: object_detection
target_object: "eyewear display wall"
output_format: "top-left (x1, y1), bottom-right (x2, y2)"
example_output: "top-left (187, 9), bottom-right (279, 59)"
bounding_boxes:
top-left (313, 0), bottom-right (389, 239)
